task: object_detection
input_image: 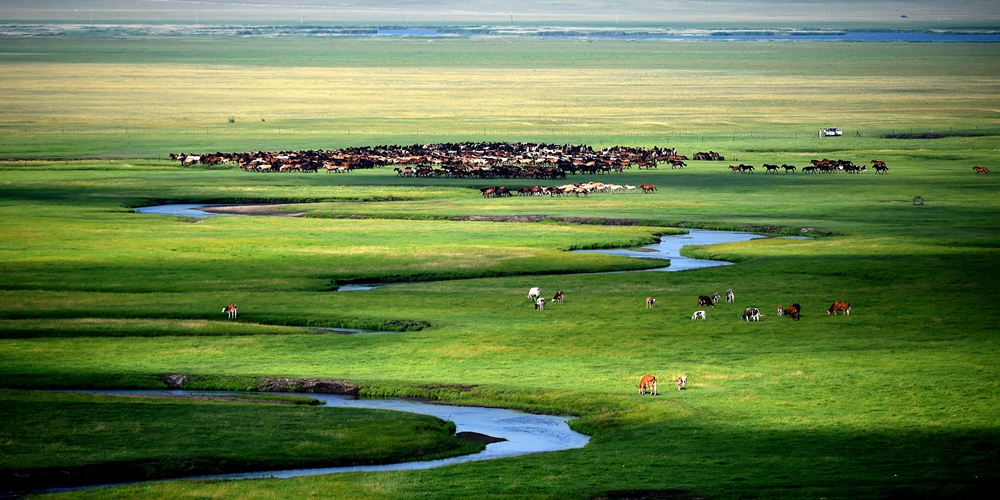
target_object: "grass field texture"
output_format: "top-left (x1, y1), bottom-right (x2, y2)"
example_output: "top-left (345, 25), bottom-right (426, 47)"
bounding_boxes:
top-left (1, 37), bottom-right (999, 499)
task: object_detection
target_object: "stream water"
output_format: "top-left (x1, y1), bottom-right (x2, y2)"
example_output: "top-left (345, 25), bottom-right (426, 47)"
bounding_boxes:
top-left (30, 390), bottom-right (588, 495)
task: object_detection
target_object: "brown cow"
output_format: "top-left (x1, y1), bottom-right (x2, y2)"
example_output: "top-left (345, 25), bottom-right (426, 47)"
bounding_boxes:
top-left (553, 290), bottom-right (565, 303)
top-left (646, 297), bottom-right (656, 308)
top-left (676, 375), bottom-right (687, 391)
top-left (777, 303), bottom-right (800, 321)
top-left (827, 302), bottom-right (851, 315)
top-left (697, 295), bottom-right (715, 308)
top-left (638, 375), bottom-right (657, 395)
top-left (222, 304), bottom-right (238, 319)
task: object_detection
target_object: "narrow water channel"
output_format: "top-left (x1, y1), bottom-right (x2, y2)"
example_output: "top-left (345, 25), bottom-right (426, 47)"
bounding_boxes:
top-left (30, 390), bottom-right (588, 496)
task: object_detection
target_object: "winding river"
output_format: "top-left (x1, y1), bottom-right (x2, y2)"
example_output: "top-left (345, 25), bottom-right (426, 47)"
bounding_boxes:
top-left (134, 204), bottom-right (798, 289)
top-left (32, 390), bottom-right (588, 495)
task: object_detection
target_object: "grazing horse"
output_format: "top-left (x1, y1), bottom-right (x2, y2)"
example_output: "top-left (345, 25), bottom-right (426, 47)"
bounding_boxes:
top-left (553, 290), bottom-right (565, 303)
top-left (638, 375), bottom-right (657, 396)
top-left (782, 164), bottom-right (796, 173)
top-left (640, 184), bottom-right (657, 194)
top-left (726, 288), bottom-right (735, 303)
top-left (974, 166), bottom-right (989, 176)
top-left (711, 292), bottom-right (722, 304)
top-left (222, 304), bottom-right (238, 319)
top-left (741, 308), bottom-right (761, 322)
top-left (828, 301), bottom-right (851, 315)
top-left (646, 297), bottom-right (656, 308)
top-left (697, 295), bottom-right (715, 308)
top-left (535, 297), bottom-right (546, 310)
top-left (676, 375), bottom-right (687, 391)
top-left (527, 287), bottom-right (541, 301)
top-left (691, 310), bottom-right (707, 320)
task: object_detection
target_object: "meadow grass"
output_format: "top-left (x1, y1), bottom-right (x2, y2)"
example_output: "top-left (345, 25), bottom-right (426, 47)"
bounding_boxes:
top-left (1, 37), bottom-right (999, 499)
top-left (0, 390), bottom-right (481, 492)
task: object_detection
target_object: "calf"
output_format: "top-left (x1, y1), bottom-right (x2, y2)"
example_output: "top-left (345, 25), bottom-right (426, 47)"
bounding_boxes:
top-left (828, 301), bottom-right (851, 315)
top-left (697, 295), bottom-right (715, 308)
top-left (535, 297), bottom-right (546, 310)
top-left (527, 287), bottom-right (541, 301)
top-left (726, 288), bottom-right (735, 303)
top-left (222, 304), bottom-right (238, 319)
top-left (712, 292), bottom-right (722, 304)
top-left (741, 307), bottom-right (761, 322)
top-left (552, 290), bottom-right (564, 303)
top-left (676, 375), bottom-right (687, 391)
top-left (638, 375), bottom-right (657, 396)
top-left (777, 303), bottom-right (801, 321)
top-left (646, 297), bottom-right (656, 308)
top-left (691, 310), bottom-right (706, 320)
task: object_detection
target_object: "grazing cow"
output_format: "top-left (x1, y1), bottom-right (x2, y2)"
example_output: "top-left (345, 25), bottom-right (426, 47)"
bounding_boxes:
top-left (640, 184), bottom-right (657, 194)
top-left (535, 297), bottom-right (546, 310)
top-left (691, 310), bottom-right (707, 320)
top-left (828, 301), bottom-right (851, 315)
top-left (527, 287), bottom-right (541, 301)
top-left (697, 295), bottom-right (715, 308)
top-left (638, 375), bottom-right (657, 396)
top-left (646, 297), bottom-right (656, 308)
top-left (676, 375), bottom-right (687, 391)
top-left (777, 303), bottom-right (801, 321)
top-left (726, 288), bottom-right (735, 303)
top-left (553, 290), bottom-right (565, 303)
top-left (741, 308), bottom-right (761, 322)
top-left (222, 304), bottom-right (238, 319)
top-left (711, 292), bottom-right (722, 304)
top-left (974, 166), bottom-right (989, 176)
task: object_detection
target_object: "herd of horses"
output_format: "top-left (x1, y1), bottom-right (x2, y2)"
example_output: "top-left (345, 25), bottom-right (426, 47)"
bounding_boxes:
top-left (481, 182), bottom-right (657, 198)
top-left (729, 159), bottom-right (889, 174)
top-left (171, 142), bottom-right (685, 176)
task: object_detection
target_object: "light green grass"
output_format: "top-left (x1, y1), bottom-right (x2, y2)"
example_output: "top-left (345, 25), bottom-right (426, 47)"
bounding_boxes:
top-left (1, 37), bottom-right (999, 499)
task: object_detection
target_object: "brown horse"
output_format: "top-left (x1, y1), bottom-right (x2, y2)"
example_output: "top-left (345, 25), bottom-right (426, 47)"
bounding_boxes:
top-left (974, 166), bottom-right (990, 176)
top-left (640, 184), bottom-right (657, 193)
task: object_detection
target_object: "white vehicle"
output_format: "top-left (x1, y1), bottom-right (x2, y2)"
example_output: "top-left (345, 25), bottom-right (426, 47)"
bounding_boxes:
top-left (821, 127), bottom-right (843, 137)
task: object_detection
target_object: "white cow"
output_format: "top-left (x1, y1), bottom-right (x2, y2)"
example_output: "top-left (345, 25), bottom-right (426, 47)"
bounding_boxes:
top-left (726, 288), bottom-right (735, 303)
top-left (691, 310), bottom-right (706, 320)
top-left (535, 297), bottom-right (546, 310)
top-left (527, 287), bottom-right (541, 301)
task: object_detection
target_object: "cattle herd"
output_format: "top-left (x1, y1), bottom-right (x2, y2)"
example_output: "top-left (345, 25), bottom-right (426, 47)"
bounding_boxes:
top-left (171, 142), bottom-right (684, 176)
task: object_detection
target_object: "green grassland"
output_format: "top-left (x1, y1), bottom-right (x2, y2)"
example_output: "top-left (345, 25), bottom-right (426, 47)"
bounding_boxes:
top-left (1, 37), bottom-right (999, 499)
top-left (0, 390), bottom-right (481, 491)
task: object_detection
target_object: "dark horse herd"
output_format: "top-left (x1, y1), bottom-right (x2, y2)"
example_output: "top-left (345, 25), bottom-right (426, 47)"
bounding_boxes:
top-left (729, 158), bottom-right (889, 174)
top-left (171, 142), bottom-right (686, 178)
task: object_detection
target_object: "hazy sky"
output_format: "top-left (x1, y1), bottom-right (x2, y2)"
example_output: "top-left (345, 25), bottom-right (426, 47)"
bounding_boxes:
top-left (0, 0), bottom-right (996, 24)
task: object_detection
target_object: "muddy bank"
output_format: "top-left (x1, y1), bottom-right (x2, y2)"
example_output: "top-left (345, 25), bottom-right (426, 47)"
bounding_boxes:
top-left (200, 204), bottom-right (305, 217)
top-left (163, 374), bottom-right (360, 395)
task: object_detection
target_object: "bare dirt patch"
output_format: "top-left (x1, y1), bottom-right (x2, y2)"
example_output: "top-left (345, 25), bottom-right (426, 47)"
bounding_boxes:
top-left (201, 205), bottom-right (305, 217)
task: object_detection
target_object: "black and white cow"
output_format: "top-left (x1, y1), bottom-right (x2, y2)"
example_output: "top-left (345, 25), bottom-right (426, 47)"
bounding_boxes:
top-left (741, 308), bottom-right (761, 322)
